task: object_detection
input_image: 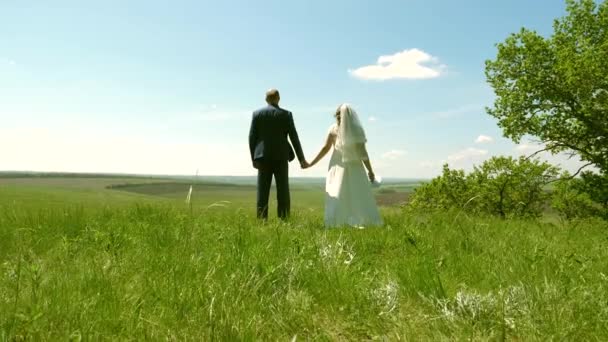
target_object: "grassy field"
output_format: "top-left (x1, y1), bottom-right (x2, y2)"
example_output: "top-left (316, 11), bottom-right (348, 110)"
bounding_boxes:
top-left (1, 175), bottom-right (607, 340)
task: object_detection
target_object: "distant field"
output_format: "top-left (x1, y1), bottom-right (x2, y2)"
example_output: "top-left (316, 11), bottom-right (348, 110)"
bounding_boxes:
top-left (0, 177), bottom-right (172, 211)
top-left (0, 174), bottom-right (417, 211)
top-left (109, 181), bottom-right (413, 207)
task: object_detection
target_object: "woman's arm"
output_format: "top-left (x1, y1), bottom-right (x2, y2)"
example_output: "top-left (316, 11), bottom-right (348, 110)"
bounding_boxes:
top-left (357, 143), bottom-right (375, 182)
top-left (309, 133), bottom-right (335, 167)
top-left (363, 160), bottom-right (375, 182)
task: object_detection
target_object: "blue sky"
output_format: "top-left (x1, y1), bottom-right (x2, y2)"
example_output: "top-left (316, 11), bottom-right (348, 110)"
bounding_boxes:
top-left (0, 0), bottom-right (587, 177)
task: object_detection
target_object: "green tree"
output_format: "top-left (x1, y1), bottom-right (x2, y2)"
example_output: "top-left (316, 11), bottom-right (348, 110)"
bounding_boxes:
top-left (406, 165), bottom-right (476, 212)
top-left (578, 171), bottom-right (608, 210)
top-left (472, 156), bottom-right (559, 218)
top-left (551, 172), bottom-right (602, 220)
top-left (485, 0), bottom-right (608, 172)
top-left (407, 156), bottom-right (559, 218)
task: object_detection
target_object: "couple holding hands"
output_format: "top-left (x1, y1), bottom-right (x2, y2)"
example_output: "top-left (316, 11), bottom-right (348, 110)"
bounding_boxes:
top-left (249, 89), bottom-right (383, 228)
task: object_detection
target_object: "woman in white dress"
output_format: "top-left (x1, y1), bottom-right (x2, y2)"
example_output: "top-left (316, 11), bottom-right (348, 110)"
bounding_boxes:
top-left (308, 104), bottom-right (383, 227)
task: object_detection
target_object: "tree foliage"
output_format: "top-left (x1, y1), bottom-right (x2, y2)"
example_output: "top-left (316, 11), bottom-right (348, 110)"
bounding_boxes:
top-left (471, 156), bottom-right (559, 218)
top-left (551, 173), bottom-right (600, 220)
top-left (578, 171), bottom-right (608, 208)
top-left (407, 156), bottom-right (560, 218)
top-left (485, 0), bottom-right (608, 172)
top-left (406, 166), bottom-right (475, 212)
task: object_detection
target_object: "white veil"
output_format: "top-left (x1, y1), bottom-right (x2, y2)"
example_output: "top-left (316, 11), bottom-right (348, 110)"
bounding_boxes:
top-left (336, 104), bottom-right (368, 162)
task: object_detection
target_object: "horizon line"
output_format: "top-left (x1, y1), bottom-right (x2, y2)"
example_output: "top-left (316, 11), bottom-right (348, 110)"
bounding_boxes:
top-left (0, 170), bottom-right (429, 181)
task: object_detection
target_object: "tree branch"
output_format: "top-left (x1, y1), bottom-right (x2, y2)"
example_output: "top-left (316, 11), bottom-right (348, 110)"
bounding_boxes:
top-left (546, 162), bottom-right (594, 184)
top-left (524, 142), bottom-right (572, 160)
top-left (524, 147), bottom-right (552, 161)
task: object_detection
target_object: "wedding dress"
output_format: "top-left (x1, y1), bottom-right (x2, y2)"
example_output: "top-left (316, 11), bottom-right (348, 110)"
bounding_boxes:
top-left (324, 104), bottom-right (383, 227)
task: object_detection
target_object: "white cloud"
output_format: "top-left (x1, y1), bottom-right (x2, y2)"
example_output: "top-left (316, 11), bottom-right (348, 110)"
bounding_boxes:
top-left (368, 116), bottom-right (378, 122)
top-left (382, 149), bottom-right (407, 160)
top-left (475, 135), bottom-right (494, 144)
top-left (447, 147), bottom-right (488, 162)
top-left (349, 49), bottom-right (446, 80)
top-left (515, 143), bottom-right (541, 153)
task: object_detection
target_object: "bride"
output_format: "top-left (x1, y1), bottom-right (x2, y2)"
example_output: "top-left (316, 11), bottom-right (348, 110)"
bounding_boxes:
top-left (308, 103), bottom-right (383, 228)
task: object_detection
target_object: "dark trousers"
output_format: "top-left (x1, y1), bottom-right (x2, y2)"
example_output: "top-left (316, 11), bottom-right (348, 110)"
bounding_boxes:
top-left (256, 160), bottom-right (290, 219)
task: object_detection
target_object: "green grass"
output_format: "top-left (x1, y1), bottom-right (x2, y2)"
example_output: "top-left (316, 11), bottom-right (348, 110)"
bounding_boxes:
top-left (1, 177), bottom-right (607, 340)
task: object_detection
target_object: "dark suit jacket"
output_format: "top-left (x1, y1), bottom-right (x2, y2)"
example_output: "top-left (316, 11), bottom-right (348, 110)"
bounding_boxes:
top-left (248, 105), bottom-right (305, 163)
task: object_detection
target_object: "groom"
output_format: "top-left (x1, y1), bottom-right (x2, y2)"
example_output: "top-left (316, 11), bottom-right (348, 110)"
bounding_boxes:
top-left (249, 89), bottom-right (308, 219)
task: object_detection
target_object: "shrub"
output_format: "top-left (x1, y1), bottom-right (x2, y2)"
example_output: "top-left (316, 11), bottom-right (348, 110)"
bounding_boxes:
top-left (407, 156), bottom-right (559, 218)
top-left (472, 156), bottom-right (559, 218)
top-left (551, 171), bottom-right (608, 220)
top-left (406, 165), bottom-right (476, 212)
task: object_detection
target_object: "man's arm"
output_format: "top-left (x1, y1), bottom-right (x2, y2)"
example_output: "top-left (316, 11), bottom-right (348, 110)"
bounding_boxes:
top-left (287, 112), bottom-right (306, 164)
top-left (309, 132), bottom-right (335, 168)
top-left (248, 113), bottom-right (258, 165)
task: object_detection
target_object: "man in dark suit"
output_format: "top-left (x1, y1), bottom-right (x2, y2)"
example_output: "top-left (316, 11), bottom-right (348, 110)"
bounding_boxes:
top-left (249, 89), bottom-right (308, 219)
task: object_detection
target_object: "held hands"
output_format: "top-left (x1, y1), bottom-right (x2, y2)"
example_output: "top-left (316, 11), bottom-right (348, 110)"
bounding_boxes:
top-left (300, 160), bottom-right (311, 169)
